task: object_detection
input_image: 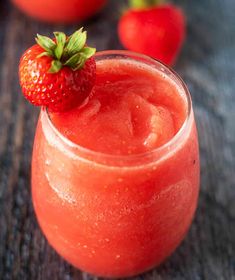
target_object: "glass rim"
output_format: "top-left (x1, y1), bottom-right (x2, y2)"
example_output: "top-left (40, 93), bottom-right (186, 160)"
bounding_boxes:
top-left (43, 50), bottom-right (192, 164)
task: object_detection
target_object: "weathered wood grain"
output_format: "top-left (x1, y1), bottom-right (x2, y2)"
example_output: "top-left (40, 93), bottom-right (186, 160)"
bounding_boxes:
top-left (0, 0), bottom-right (234, 279)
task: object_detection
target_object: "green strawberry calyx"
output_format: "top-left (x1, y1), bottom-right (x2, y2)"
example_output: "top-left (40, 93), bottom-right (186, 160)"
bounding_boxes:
top-left (129, 0), bottom-right (165, 9)
top-left (36, 28), bottom-right (96, 73)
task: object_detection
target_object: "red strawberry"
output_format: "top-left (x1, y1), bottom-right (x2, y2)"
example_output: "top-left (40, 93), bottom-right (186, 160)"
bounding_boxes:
top-left (19, 28), bottom-right (96, 112)
top-left (118, 0), bottom-right (186, 65)
top-left (12, 0), bottom-right (107, 23)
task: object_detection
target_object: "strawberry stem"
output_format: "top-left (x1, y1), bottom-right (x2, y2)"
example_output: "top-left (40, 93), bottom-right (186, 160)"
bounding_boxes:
top-left (129, 0), bottom-right (165, 9)
top-left (35, 28), bottom-right (96, 74)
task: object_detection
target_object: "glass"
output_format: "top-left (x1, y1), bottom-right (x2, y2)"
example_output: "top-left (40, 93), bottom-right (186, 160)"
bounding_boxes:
top-left (31, 51), bottom-right (200, 278)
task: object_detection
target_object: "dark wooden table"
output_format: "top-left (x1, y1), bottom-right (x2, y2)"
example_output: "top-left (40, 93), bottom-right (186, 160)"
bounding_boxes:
top-left (0, 0), bottom-right (235, 279)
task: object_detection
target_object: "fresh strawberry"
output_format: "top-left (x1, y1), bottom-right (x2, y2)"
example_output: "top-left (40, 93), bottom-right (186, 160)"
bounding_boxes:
top-left (118, 0), bottom-right (186, 65)
top-left (19, 28), bottom-right (96, 112)
top-left (12, 0), bottom-right (107, 23)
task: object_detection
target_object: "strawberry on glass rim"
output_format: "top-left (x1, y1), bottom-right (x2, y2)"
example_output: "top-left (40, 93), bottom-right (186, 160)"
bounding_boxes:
top-left (19, 28), bottom-right (96, 112)
top-left (118, 0), bottom-right (186, 65)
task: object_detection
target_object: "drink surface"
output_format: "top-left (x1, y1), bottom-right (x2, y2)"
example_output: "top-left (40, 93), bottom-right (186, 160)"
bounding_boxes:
top-left (50, 59), bottom-right (187, 155)
top-left (32, 53), bottom-right (200, 278)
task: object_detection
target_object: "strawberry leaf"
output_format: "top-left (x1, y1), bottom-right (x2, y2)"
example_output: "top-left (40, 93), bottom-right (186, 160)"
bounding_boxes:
top-left (73, 58), bottom-right (86, 71)
top-left (37, 52), bottom-right (53, 59)
top-left (54, 31), bottom-right (66, 60)
top-left (64, 53), bottom-right (88, 71)
top-left (48, 60), bottom-right (63, 73)
top-left (65, 28), bottom-right (87, 56)
top-left (64, 53), bottom-right (82, 68)
top-left (36, 34), bottom-right (56, 56)
top-left (80, 47), bottom-right (96, 59)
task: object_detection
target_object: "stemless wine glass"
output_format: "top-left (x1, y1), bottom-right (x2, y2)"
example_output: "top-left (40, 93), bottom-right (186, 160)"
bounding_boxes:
top-left (32, 51), bottom-right (200, 278)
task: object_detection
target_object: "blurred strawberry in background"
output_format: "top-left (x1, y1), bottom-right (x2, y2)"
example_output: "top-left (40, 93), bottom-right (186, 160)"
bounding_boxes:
top-left (12, 0), bottom-right (107, 23)
top-left (118, 0), bottom-right (186, 65)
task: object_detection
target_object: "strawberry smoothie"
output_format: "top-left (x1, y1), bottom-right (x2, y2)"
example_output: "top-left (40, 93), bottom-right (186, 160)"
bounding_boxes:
top-left (32, 51), bottom-right (200, 277)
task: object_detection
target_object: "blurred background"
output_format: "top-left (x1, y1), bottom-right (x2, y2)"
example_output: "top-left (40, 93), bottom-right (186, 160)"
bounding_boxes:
top-left (0, 0), bottom-right (234, 279)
